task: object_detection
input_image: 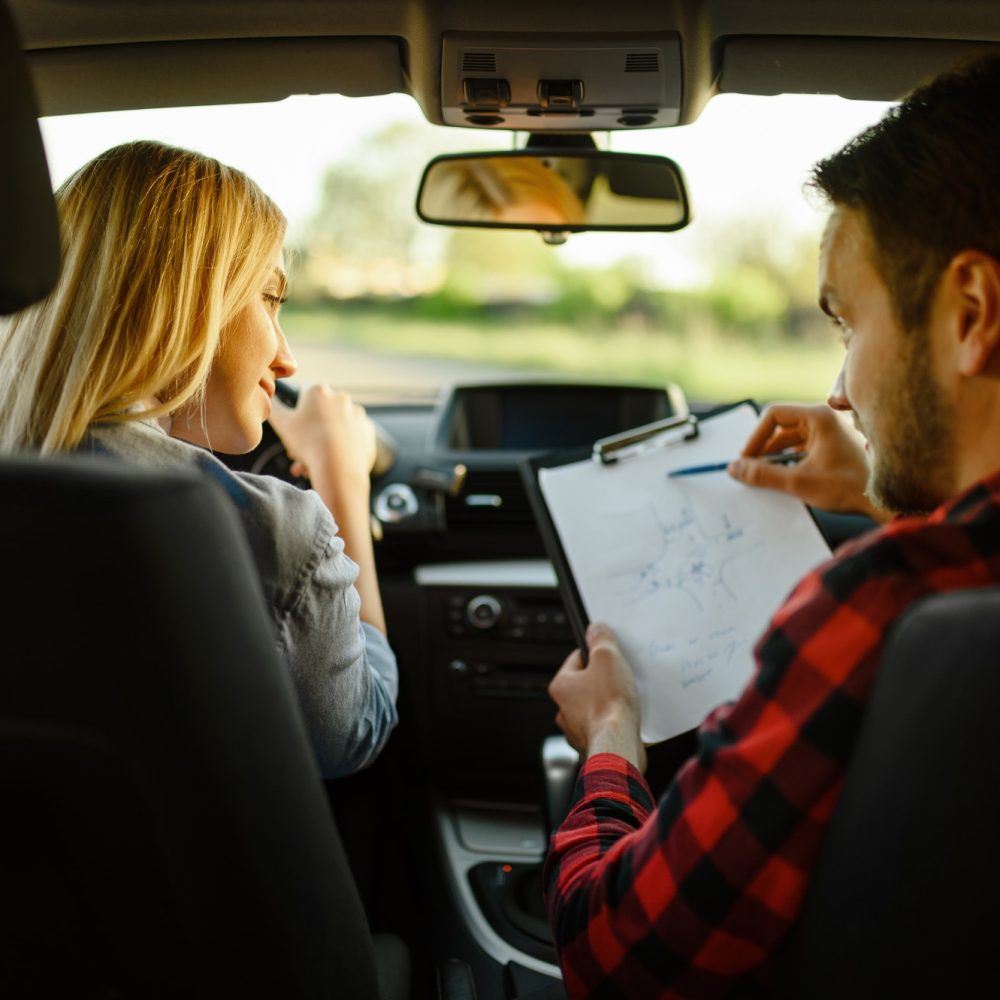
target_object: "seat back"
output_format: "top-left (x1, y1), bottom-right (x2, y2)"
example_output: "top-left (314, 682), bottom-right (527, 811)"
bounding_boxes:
top-left (0, 454), bottom-right (382, 998)
top-left (772, 587), bottom-right (1000, 998)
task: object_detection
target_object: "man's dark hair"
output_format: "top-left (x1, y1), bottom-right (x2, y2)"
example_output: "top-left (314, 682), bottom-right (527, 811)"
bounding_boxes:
top-left (810, 52), bottom-right (1000, 332)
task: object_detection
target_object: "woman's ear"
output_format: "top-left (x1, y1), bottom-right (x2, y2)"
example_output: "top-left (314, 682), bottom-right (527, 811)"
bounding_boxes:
top-left (949, 250), bottom-right (1000, 377)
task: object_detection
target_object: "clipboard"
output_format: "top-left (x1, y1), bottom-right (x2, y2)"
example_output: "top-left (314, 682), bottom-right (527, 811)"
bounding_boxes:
top-left (521, 400), bottom-right (753, 662)
top-left (520, 399), bottom-right (833, 744)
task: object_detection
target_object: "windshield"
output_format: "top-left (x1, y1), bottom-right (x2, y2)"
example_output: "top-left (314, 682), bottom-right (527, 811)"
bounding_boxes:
top-left (39, 91), bottom-right (892, 409)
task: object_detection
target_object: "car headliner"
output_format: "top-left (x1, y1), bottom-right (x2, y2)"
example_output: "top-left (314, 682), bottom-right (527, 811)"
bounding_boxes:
top-left (9, 0), bottom-right (1000, 124)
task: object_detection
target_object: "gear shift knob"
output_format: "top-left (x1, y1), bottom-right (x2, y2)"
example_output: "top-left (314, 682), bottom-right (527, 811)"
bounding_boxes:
top-left (542, 734), bottom-right (580, 839)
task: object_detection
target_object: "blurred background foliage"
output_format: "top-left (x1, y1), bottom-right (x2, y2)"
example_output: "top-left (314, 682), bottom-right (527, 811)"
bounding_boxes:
top-left (283, 123), bottom-right (840, 405)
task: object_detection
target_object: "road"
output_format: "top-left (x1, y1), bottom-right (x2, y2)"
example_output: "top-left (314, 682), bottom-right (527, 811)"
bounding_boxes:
top-left (288, 341), bottom-right (560, 402)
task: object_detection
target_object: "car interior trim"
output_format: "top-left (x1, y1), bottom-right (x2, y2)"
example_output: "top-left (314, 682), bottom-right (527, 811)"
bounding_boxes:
top-left (28, 37), bottom-right (406, 116)
top-left (452, 800), bottom-right (548, 857)
top-left (719, 36), bottom-right (1000, 101)
top-left (414, 560), bottom-right (558, 589)
top-left (13, 1), bottom-right (1000, 125)
top-left (433, 798), bottom-right (561, 980)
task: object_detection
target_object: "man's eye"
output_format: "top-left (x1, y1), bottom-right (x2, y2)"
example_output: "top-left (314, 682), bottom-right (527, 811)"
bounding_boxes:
top-left (829, 315), bottom-right (850, 343)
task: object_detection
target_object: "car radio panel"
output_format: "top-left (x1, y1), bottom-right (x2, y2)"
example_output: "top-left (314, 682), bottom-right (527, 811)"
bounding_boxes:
top-left (416, 577), bottom-right (576, 784)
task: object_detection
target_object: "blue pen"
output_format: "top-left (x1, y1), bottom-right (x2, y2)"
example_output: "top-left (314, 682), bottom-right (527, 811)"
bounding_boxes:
top-left (668, 451), bottom-right (805, 478)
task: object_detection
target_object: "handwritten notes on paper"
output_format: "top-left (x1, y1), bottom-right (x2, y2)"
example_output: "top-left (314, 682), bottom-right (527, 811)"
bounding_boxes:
top-left (537, 403), bottom-right (832, 744)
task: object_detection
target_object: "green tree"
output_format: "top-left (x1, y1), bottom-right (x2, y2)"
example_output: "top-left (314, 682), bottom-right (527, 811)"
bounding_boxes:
top-left (690, 214), bottom-right (823, 338)
top-left (303, 121), bottom-right (431, 264)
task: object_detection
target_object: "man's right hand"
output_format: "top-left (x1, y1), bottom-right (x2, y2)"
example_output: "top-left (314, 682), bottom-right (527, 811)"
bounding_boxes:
top-left (727, 403), bottom-right (889, 522)
top-left (548, 623), bottom-right (647, 773)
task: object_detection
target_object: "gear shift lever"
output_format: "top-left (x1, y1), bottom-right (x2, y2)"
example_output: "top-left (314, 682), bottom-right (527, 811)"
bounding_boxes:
top-left (541, 734), bottom-right (580, 840)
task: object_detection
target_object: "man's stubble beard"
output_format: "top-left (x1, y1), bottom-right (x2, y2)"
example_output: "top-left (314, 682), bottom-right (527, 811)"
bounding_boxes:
top-left (865, 331), bottom-right (957, 517)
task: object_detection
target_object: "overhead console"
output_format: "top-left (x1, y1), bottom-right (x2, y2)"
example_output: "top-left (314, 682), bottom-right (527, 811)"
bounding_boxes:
top-left (440, 32), bottom-right (682, 130)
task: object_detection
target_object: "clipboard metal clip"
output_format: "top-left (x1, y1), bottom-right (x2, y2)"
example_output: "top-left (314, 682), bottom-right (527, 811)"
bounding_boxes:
top-left (592, 413), bottom-right (700, 465)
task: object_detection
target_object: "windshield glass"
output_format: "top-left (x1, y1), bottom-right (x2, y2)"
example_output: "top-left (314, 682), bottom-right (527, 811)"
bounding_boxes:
top-left (40, 91), bottom-right (892, 409)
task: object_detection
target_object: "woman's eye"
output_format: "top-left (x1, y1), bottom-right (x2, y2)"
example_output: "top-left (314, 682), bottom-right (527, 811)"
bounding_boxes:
top-left (263, 292), bottom-right (287, 310)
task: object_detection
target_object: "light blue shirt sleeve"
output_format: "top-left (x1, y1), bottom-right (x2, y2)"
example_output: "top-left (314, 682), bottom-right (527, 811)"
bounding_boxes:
top-left (271, 528), bottom-right (400, 780)
top-left (80, 421), bottom-right (399, 780)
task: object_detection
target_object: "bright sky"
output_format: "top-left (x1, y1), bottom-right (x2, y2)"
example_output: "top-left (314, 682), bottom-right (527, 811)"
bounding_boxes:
top-left (39, 91), bottom-right (893, 287)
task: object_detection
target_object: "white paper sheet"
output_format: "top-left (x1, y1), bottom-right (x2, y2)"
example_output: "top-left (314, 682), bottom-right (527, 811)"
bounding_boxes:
top-left (538, 403), bottom-right (832, 744)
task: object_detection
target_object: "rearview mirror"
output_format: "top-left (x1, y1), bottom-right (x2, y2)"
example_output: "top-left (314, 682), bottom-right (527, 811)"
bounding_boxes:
top-left (416, 150), bottom-right (691, 239)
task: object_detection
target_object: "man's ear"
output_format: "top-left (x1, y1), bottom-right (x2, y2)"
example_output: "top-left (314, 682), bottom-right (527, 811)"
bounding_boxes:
top-left (949, 250), bottom-right (1000, 377)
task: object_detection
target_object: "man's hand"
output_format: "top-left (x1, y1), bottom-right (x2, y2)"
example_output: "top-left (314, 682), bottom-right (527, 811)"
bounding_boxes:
top-left (548, 623), bottom-right (647, 772)
top-left (727, 403), bottom-right (890, 522)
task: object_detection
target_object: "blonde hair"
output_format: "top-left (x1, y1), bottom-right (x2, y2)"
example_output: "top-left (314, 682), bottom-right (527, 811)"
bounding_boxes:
top-left (0, 139), bottom-right (286, 453)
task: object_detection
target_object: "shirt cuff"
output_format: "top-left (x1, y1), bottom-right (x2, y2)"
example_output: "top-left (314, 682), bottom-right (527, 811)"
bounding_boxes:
top-left (576, 752), bottom-right (656, 815)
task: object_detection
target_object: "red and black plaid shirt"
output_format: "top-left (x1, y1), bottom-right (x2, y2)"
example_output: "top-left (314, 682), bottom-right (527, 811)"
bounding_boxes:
top-left (544, 469), bottom-right (1000, 998)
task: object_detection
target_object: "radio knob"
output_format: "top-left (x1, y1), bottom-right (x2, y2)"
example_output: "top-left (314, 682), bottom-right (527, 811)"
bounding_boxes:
top-left (466, 594), bottom-right (503, 630)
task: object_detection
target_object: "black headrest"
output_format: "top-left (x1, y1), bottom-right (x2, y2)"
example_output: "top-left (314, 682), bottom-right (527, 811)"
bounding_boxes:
top-left (0, 0), bottom-right (60, 314)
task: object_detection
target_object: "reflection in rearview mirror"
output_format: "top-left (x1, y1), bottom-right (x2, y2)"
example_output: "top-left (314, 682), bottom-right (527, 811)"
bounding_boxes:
top-left (416, 151), bottom-right (691, 238)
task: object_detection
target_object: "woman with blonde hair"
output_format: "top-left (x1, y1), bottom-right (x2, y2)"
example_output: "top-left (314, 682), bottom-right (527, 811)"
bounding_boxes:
top-left (0, 139), bottom-right (397, 778)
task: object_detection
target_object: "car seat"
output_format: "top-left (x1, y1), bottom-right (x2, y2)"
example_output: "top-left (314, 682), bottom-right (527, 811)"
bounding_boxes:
top-left (0, 456), bottom-right (411, 998)
top-left (771, 587), bottom-right (1000, 997)
top-left (0, 3), bottom-right (410, 996)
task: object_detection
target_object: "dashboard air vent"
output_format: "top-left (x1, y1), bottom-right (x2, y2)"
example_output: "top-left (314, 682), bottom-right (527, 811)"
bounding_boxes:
top-left (445, 469), bottom-right (536, 534)
top-left (625, 52), bottom-right (659, 73)
top-left (463, 52), bottom-right (498, 73)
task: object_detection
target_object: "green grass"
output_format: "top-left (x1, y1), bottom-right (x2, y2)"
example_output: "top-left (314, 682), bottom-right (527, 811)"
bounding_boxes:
top-left (281, 305), bottom-right (842, 405)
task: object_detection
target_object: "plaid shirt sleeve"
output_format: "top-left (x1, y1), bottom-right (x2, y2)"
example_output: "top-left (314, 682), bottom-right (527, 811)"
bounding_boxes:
top-left (543, 494), bottom-right (1000, 998)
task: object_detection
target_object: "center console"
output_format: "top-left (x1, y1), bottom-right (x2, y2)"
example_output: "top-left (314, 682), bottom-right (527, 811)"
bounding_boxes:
top-left (414, 561), bottom-right (574, 785)
top-left (377, 384), bottom-right (687, 986)
top-left (412, 560), bottom-right (573, 981)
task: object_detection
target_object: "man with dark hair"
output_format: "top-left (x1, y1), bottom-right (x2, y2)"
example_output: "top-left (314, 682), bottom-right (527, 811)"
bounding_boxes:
top-left (544, 54), bottom-right (1000, 998)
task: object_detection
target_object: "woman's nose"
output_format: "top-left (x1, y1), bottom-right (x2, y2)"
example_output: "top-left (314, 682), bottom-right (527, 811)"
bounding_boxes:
top-left (272, 326), bottom-right (297, 380)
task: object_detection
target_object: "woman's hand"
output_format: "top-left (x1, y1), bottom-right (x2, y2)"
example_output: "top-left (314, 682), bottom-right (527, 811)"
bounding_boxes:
top-left (268, 383), bottom-right (377, 500)
top-left (268, 383), bottom-right (386, 632)
top-left (727, 402), bottom-right (889, 522)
